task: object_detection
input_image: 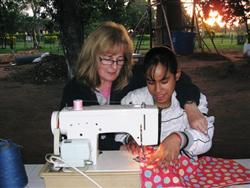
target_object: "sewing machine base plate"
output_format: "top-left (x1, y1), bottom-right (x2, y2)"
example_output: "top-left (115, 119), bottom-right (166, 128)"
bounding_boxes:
top-left (40, 151), bottom-right (141, 188)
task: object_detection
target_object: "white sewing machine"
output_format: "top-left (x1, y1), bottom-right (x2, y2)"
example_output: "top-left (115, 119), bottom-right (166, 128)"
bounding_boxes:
top-left (51, 102), bottom-right (159, 168)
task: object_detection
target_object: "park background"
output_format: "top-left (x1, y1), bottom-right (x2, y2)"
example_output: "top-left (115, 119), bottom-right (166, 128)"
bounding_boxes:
top-left (0, 0), bottom-right (249, 163)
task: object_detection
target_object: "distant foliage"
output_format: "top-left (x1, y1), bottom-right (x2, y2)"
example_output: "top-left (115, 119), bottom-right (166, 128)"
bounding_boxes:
top-left (200, 0), bottom-right (250, 43)
top-left (43, 35), bottom-right (58, 44)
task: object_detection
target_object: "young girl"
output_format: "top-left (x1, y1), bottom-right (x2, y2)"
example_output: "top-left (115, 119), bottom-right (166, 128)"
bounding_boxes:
top-left (118, 46), bottom-right (214, 164)
top-left (117, 47), bottom-right (250, 187)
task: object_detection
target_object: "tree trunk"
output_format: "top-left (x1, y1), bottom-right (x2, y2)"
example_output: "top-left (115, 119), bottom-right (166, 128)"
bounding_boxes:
top-left (155, 0), bottom-right (183, 46)
top-left (244, 17), bottom-right (250, 43)
top-left (32, 28), bottom-right (39, 49)
top-left (166, 0), bottom-right (183, 31)
top-left (55, 0), bottom-right (84, 78)
top-left (30, 1), bottom-right (40, 49)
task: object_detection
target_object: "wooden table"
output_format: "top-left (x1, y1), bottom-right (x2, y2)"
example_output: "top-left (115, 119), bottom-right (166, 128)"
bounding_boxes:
top-left (40, 151), bottom-right (140, 188)
top-left (25, 151), bottom-right (250, 188)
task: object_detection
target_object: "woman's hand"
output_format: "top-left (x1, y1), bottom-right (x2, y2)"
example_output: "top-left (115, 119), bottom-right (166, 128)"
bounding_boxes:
top-left (147, 133), bottom-right (181, 168)
top-left (184, 102), bottom-right (208, 134)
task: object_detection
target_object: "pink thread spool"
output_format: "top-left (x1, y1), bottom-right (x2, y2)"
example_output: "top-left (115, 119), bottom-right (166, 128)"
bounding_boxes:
top-left (73, 99), bottom-right (83, 110)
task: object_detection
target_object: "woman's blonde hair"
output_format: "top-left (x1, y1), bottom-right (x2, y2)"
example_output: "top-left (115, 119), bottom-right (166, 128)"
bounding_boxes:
top-left (75, 21), bottom-right (134, 91)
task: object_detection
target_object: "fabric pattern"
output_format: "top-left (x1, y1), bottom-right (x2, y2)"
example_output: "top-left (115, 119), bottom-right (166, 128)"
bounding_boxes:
top-left (140, 154), bottom-right (250, 188)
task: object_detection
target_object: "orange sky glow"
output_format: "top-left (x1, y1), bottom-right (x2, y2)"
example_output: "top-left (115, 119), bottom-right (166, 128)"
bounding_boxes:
top-left (180, 0), bottom-right (237, 28)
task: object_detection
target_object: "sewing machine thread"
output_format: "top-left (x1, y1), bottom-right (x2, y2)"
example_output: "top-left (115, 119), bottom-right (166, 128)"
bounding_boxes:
top-left (0, 139), bottom-right (28, 188)
top-left (73, 99), bottom-right (83, 110)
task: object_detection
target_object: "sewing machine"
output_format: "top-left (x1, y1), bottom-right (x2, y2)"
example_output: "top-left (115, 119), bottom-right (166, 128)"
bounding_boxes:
top-left (51, 102), bottom-right (159, 168)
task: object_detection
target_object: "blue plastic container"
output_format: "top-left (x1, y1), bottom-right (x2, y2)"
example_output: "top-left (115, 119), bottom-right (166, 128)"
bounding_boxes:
top-left (172, 32), bottom-right (196, 55)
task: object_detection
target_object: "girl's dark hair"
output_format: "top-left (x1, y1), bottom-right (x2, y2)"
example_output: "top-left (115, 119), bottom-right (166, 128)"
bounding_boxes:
top-left (143, 46), bottom-right (178, 75)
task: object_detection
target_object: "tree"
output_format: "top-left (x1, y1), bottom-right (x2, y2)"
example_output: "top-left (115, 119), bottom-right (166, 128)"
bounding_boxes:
top-left (50, 0), bottom-right (99, 77)
top-left (0, 0), bottom-right (26, 49)
top-left (23, 0), bottom-right (44, 49)
top-left (44, 0), bottom-right (143, 77)
top-left (0, 0), bottom-right (49, 49)
top-left (200, 0), bottom-right (250, 43)
top-left (124, 0), bottom-right (147, 30)
top-left (155, 0), bottom-right (185, 46)
top-left (0, 0), bottom-right (23, 36)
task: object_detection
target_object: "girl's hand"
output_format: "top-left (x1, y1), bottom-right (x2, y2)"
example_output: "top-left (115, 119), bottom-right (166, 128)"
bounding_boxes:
top-left (184, 102), bottom-right (208, 134)
top-left (122, 136), bottom-right (141, 155)
top-left (147, 133), bottom-right (181, 168)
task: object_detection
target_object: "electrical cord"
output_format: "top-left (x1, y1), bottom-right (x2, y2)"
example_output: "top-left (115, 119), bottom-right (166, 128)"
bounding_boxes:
top-left (45, 153), bottom-right (102, 188)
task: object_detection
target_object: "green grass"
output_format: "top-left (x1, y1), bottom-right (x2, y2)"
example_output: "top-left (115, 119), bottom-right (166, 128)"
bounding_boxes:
top-left (134, 39), bottom-right (150, 52)
top-left (0, 41), bottom-right (64, 55)
top-left (200, 38), bottom-right (243, 51)
top-left (0, 37), bottom-right (244, 55)
top-left (134, 36), bottom-right (244, 54)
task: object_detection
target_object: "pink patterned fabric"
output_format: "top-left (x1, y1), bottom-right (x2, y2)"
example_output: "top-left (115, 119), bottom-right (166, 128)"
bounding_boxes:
top-left (140, 155), bottom-right (250, 188)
